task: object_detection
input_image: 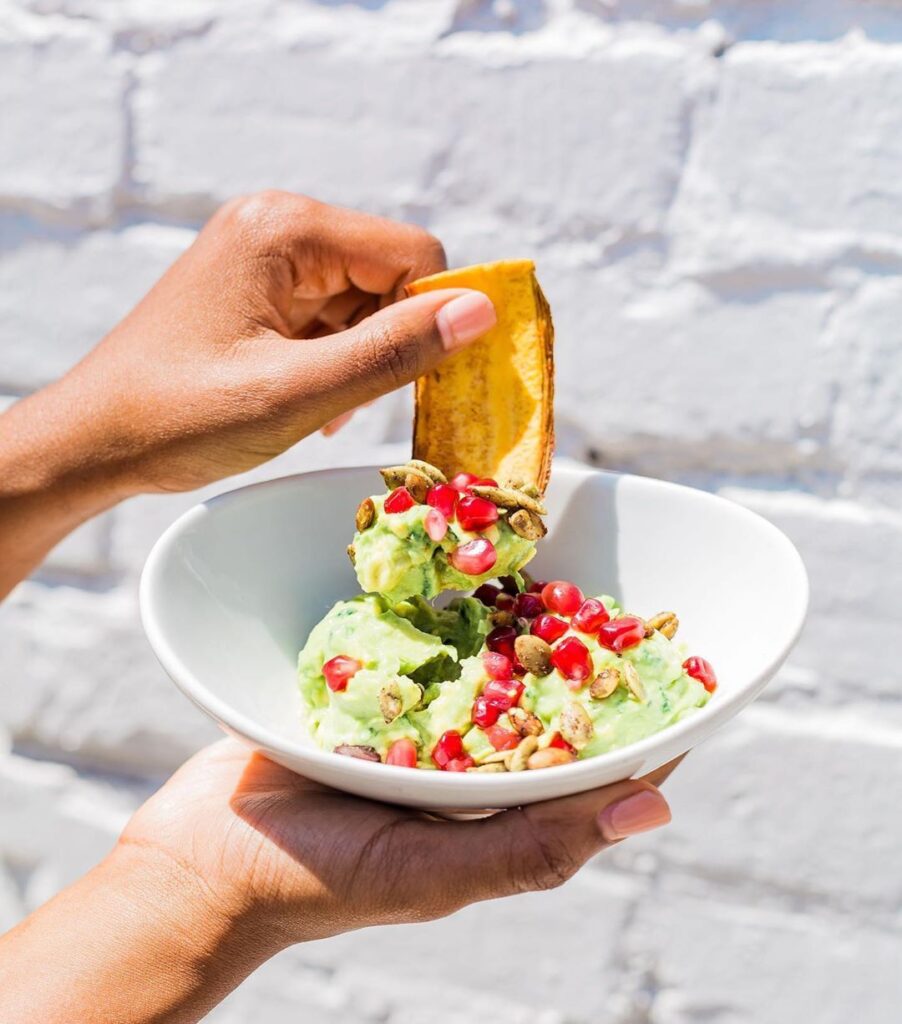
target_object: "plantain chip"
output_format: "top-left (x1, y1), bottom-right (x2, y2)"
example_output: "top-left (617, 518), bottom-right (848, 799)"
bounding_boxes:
top-left (406, 259), bottom-right (554, 492)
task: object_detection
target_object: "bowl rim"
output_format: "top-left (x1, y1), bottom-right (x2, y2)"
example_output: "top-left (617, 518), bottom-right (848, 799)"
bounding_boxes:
top-left (139, 463), bottom-right (809, 792)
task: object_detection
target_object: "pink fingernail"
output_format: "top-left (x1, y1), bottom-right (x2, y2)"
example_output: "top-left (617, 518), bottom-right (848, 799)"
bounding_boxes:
top-left (436, 292), bottom-right (496, 352)
top-left (598, 790), bottom-right (671, 842)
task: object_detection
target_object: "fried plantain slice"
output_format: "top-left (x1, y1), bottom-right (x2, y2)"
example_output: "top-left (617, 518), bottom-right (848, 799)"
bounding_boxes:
top-left (406, 259), bottom-right (554, 492)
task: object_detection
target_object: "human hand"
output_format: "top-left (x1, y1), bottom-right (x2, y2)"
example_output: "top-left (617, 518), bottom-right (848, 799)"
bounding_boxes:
top-left (120, 740), bottom-right (674, 947)
top-left (0, 192), bottom-right (496, 596)
top-left (33, 191), bottom-right (495, 498)
top-left (0, 740), bottom-right (675, 1024)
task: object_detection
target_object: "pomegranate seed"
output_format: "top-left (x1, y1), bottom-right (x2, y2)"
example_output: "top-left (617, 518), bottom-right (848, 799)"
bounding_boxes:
top-left (449, 472), bottom-right (478, 492)
top-left (472, 695), bottom-right (504, 727)
top-left (473, 583), bottom-right (502, 606)
top-left (571, 598), bottom-right (611, 635)
top-left (528, 579), bottom-right (548, 594)
top-left (485, 724), bottom-right (520, 751)
top-left (424, 507), bottom-right (448, 542)
top-left (513, 592), bottom-right (544, 619)
top-left (426, 483), bottom-right (458, 518)
top-left (548, 731), bottom-right (576, 754)
top-left (596, 616), bottom-right (646, 653)
top-left (483, 678), bottom-right (524, 709)
top-left (550, 636), bottom-right (593, 683)
top-left (323, 655), bottom-right (362, 692)
top-left (684, 656), bottom-right (718, 692)
top-left (472, 477), bottom-right (499, 487)
top-left (432, 730), bottom-right (464, 769)
top-left (495, 592), bottom-right (515, 611)
top-left (531, 614), bottom-right (569, 644)
top-left (498, 575), bottom-right (520, 595)
top-left (445, 756), bottom-right (476, 772)
top-left (384, 487), bottom-right (416, 514)
top-left (456, 495), bottom-right (499, 532)
top-left (483, 651), bottom-right (514, 680)
top-left (449, 538), bottom-right (497, 576)
top-left (386, 738), bottom-right (418, 768)
top-left (541, 581), bottom-right (585, 617)
top-left (486, 625), bottom-right (519, 662)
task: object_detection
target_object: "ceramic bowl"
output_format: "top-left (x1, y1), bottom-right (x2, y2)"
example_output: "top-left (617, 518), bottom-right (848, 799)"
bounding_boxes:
top-left (140, 463), bottom-right (807, 810)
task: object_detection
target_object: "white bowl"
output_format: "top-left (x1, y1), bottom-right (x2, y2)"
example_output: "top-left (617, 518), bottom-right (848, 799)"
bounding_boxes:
top-left (140, 463), bottom-right (808, 810)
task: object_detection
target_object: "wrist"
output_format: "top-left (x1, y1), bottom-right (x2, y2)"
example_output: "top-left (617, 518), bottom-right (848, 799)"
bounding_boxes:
top-left (102, 840), bottom-right (285, 1009)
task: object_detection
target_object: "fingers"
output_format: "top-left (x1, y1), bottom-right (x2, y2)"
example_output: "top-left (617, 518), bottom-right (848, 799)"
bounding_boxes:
top-left (215, 191), bottom-right (447, 301)
top-left (283, 288), bottom-right (496, 422)
top-left (407, 779), bottom-right (671, 915)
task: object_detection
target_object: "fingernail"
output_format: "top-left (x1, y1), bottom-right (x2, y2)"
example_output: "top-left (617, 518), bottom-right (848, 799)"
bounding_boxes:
top-left (436, 292), bottom-right (496, 352)
top-left (598, 790), bottom-right (671, 842)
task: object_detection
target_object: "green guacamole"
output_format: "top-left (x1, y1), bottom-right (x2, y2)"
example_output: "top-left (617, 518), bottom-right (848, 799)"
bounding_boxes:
top-left (352, 494), bottom-right (536, 605)
top-left (298, 590), bottom-right (710, 768)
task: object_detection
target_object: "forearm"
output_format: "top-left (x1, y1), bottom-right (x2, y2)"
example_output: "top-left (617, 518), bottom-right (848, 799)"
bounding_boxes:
top-left (0, 843), bottom-right (280, 1024)
top-left (0, 379), bottom-right (128, 598)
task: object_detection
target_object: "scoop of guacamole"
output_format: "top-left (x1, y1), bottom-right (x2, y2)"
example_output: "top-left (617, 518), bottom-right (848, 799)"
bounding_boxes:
top-left (297, 471), bottom-right (713, 770)
top-left (298, 593), bottom-right (492, 760)
top-left (298, 588), bottom-right (710, 768)
top-left (352, 493), bottom-right (536, 605)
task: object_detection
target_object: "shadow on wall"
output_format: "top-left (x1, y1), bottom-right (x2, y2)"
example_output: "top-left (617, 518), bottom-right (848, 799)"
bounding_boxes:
top-left (575, 0), bottom-right (902, 45)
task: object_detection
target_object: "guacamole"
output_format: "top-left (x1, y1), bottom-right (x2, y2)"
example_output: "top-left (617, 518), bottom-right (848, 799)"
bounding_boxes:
top-left (297, 464), bottom-right (714, 772)
top-left (352, 493), bottom-right (536, 606)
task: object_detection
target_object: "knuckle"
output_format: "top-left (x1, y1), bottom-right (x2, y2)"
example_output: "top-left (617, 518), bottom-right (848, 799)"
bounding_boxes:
top-left (409, 228), bottom-right (447, 275)
top-left (367, 321), bottom-right (424, 387)
top-left (224, 190), bottom-right (317, 246)
top-left (513, 816), bottom-right (581, 894)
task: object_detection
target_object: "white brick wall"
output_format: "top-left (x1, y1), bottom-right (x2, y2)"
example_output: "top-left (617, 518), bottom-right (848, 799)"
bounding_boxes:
top-left (1, 1), bottom-right (901, 1020)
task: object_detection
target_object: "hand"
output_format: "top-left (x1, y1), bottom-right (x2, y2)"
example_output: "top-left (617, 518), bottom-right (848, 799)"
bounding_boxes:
top-left (0, 192), bottom-right (496, 595)
top-left (121, 740), bottom-right (674, 946)
top-left (0, 741), bottom-right (673, 1023)
top-left (25, 191), bottom-right (496, 497)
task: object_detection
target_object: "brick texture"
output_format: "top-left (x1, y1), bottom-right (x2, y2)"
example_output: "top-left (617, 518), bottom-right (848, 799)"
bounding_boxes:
top-left (1, 2), bottom-right (901, 1021)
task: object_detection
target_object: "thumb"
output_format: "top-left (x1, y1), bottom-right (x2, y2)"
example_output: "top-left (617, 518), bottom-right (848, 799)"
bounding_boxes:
top-left (291, 288), bottom-right (496, 419)
top-left (413, 779), bottom-right (671, 914)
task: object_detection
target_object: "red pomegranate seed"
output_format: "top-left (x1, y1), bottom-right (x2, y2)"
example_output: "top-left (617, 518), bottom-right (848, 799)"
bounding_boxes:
top-left (449, 538), bottom-right (497, 576)
top-left (486, 625), bottom-right (519, 662)
top-left (449, 472), bottom-right (478, 492)
top-left (485, 724), bottom-right (520, 751)
top-left (541, 580), bottom-right (585, 617)
top-left (432, 730), bottom-right (464, 769)
top-left (495, 593), bottom-right (516, 612)
top-left (384, 487), bottom-right (416, 514)
top-left (472, 695), bottom-right (504, 728)
top-left (596, 616), bottom-right (646, 653)
top-left (386, 738), bottom-right (418, 768)
top-left (473, 582), bottom-right (502, 606)
top-left (426, 483), bottom-right (458, 518)
top-left (445, 756), bottom-right (476, 772)
top-left (456, 495), bottom-right (499, 532)
top-left (323, 655), bottom-right (362, 692)
top-left (684, 656), bottom-right (718, 692)
top-left (483, 651), bottom-right (513, 680)
top-left (483, 678), bottom-right (524, 709)
top-left (531, 614), bottom-right (569, 644)
top-left (571, 598), bottom-right (611, 635)
top-left (528, 579), bottom-right (548, 594)
top-left (550, 636), bottom-right (593, 683)
top-left (472, 477), bottom-right (498, 487)
top-left (424, 507), bottom-right (448, 542)
top-left (548, 731), bottom-right (576, 754)
top-left (513, 592), bottom-right (544, 619)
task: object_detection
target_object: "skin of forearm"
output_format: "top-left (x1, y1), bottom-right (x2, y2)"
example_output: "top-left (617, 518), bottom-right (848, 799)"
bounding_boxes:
top-left (0, 843), bottom-right (281, 1024)
top-left (0, 378), bottom-right (130, 598)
